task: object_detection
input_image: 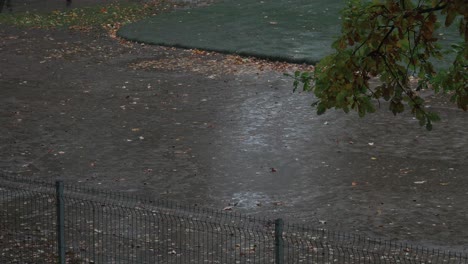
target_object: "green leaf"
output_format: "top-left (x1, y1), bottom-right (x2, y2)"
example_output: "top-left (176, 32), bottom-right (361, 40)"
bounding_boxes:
top-left (316, 103), bottom-right (327, 115)
top-left (426, 121), bottom-right (433, 131)
top-left (426, 112), bottom-right (441, 122)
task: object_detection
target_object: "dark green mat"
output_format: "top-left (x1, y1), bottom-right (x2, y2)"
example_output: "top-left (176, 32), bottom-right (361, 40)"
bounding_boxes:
top-left (117, 0), bottom-right (344, 64)
top-left (118, 0), bottom-right (462, 66)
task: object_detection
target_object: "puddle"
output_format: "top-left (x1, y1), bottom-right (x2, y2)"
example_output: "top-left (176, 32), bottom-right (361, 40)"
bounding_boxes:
top-left (231, 191), bottom-right (271, 209)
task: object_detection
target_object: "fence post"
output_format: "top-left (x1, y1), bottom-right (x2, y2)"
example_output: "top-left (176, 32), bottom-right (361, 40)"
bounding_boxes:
top-left (56, 181), bottom-right (66, 264)
top-left (274, 218), bottom-right (284, 264)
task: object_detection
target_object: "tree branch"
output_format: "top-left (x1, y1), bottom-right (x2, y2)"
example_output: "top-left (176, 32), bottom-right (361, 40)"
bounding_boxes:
top-left (416, 2), bottom-right (447, 14)
top-left (375, 25), bottom-right (395, 54)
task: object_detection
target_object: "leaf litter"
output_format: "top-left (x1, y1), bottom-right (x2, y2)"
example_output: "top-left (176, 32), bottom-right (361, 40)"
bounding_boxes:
top-left (128, 49), bottom-right (315, 77)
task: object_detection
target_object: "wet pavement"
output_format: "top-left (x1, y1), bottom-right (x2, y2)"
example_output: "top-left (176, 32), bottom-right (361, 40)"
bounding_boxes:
top-left (0, 0), bottom-right (135, 13)
top-left (0, 22), bottom-right (467, 254)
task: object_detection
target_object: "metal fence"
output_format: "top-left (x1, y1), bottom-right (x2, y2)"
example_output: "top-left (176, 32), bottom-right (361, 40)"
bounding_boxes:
top-left (1, 175), bottom-right (467, 264)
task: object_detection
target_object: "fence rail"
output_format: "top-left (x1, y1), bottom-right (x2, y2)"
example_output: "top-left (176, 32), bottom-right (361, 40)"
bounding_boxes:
top-left (1, 175), bottom-right (467, 263)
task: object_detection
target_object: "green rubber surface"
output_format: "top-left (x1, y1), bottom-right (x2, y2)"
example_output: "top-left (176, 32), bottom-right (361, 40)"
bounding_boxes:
top-left (117, 0), bottom-right (344, 64)
top-left (118, 0), bottom-right (462, 66)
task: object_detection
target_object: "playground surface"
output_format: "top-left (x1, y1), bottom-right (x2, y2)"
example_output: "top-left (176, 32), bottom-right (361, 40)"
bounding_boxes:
top-left (0, 24), bottom-right (467, 252)
top-left (118, 0), bottom-right (461, 66)
top-left (118, 0), bottom-right (344, 63)
top-left (1, 0), bottom-right (467, 254)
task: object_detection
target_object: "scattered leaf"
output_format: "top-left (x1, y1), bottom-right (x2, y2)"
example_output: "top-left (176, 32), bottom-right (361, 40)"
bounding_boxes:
top-left (399, 168), bottom-right (413, 174)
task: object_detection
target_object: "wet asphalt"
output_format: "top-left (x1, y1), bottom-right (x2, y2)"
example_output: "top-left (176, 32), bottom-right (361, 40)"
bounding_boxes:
top-left (0, 2), bottom-right (467, 253)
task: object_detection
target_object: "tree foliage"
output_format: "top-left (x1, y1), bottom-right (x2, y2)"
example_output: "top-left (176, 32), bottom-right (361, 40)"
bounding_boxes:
top-left (290, 0), bottom-right (467, 130)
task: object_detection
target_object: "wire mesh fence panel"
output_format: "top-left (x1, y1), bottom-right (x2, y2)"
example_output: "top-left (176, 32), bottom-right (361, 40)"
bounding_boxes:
top-left (1, 176), bottom-right (468, 264)
top-left (62, 193), bottom-right (276, 263)
top-left (0, 186), bottom-right (57, 264)
top-left (281, 224), bottom-right (468, 264)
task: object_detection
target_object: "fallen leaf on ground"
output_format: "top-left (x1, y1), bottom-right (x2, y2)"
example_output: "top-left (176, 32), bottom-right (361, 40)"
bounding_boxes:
top-left (399, 168), bottom-right (413, 174)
